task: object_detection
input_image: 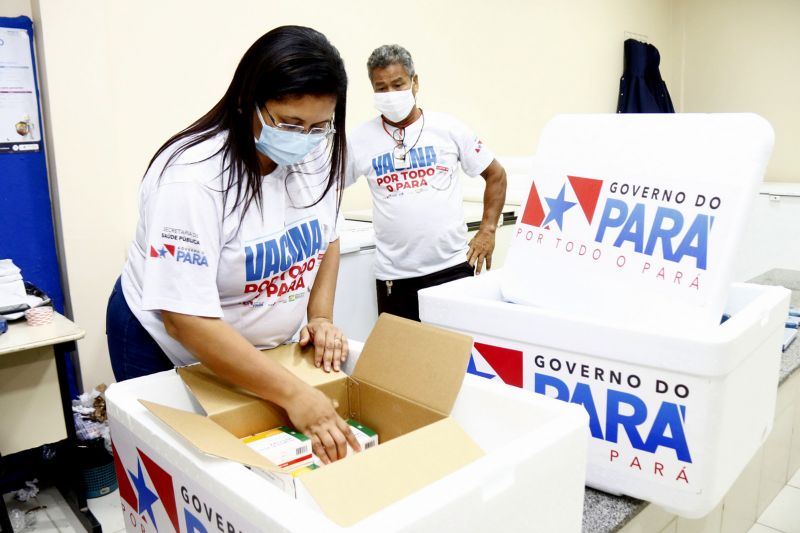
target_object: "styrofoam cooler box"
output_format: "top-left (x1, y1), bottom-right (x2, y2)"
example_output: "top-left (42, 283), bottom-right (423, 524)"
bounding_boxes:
top-left (106, 341), bottom-right (589, 533)
top-left (503, 114), bottom-right (775, 332)
top-left (419, 270), bottom-right (790, 518)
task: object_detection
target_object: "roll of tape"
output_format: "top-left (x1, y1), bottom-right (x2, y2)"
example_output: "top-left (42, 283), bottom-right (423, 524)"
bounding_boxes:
top-left (25, 306), bottom-right (54, 326)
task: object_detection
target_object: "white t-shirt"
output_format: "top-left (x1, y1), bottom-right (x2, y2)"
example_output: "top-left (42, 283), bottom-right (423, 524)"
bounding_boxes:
top-left (121, 134), bottom-right (339, 366)
top-left (347, 111), bottom-right (494, 280)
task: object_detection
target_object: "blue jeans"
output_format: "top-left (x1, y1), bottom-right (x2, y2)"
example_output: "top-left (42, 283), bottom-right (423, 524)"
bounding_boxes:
top-left (106, 277), bottom-right (174, 381)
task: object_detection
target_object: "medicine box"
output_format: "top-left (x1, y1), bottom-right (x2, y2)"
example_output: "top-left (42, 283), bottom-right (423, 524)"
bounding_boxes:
top-left (242, 426), bottom-right (312, 470)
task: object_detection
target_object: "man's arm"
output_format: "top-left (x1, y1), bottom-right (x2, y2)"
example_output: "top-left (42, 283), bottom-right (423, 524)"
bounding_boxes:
top-left (466, 159), bottom-right (507, 273)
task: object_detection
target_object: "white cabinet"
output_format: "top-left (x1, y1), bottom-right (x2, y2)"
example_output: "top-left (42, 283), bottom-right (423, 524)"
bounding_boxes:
top-left (733, 183), bottom-right (800, 281)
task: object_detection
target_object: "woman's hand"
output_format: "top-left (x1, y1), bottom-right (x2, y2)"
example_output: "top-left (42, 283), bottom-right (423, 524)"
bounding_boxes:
top-left (285, 385), bottom-right (361, 464)
top-left (299, 317), bottom-right (349, 372)
top-left (161, 312), bottom-right (360, 464)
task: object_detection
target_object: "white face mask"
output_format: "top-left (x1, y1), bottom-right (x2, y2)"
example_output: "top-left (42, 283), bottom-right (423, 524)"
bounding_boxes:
top-left (373, 89), bottom-right (415, 123)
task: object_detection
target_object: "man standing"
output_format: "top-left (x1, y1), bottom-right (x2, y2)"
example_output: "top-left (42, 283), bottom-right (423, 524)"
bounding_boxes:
top-left (347, 44), bottom-right (507, 321)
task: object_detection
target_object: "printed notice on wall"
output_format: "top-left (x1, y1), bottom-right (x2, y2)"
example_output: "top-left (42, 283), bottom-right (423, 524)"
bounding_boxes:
top-left (0, 27), bottom-right (40, 154)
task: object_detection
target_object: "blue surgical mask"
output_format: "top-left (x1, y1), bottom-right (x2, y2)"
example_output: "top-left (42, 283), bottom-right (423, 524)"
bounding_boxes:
top-left (253, 105), bottom-right (327, 166)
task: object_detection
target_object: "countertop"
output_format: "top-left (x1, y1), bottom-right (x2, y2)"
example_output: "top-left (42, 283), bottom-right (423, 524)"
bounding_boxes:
top-left (759, 182), bottom-right (800, 197)
top-left (0, 311), bottom-right (84, 356)
top-left (338, 219), bottom-right (375, 254)
top-left (749, 269), bottom-right (800, 385)
top-left (581, 268), bottom-right (800, 532)
top-left (343, 203), bottom-right (519, 226)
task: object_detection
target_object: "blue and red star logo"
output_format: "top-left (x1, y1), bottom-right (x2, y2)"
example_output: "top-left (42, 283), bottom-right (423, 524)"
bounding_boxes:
top-left (112, 443), bottom-right (179, 532)
top-left (542, 184), bottom-right (577, 231)
top-left (129, 459), bottom-right (160, 529)
top-left (468, 342), bottom-right (524, 388)
top-left (150, 244), bottom-right (176, 259)
top-left (521, 175), bottom-right (604, 231)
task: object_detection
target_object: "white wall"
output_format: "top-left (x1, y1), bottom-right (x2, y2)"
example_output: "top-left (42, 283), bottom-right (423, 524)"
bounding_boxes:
top-left (675, 0), bottom-right (800, 182)
top-left (672, 0), bottom-right (800, 279)
top-left (0, 0), bottom-right (31, 17)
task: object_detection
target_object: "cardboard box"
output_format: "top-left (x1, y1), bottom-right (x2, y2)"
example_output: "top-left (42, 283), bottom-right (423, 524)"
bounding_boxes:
top-left (107, 314), bottom-right (589, 532)
top-left (136, 314), bottom-right (486, 526)
top-left (419, 270), bottom-right (789, 518)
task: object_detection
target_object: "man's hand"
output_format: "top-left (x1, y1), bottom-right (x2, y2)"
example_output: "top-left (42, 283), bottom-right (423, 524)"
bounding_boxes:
top-left (467, 227), bottom-right (496, 274)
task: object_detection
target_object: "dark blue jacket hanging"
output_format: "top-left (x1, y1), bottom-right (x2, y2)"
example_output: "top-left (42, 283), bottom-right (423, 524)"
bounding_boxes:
top-left (617, 38), bottom-right (675, 113)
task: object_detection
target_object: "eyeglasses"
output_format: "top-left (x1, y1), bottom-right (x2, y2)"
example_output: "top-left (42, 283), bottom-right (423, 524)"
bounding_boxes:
top-left (264, 105), bottom-right (335, 137)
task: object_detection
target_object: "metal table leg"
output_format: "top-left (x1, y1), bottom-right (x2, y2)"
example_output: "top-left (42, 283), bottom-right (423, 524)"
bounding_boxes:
top-left (53, 341), bottom-right (101, 533)
top-left (0, 452), bottom-right (14, 533)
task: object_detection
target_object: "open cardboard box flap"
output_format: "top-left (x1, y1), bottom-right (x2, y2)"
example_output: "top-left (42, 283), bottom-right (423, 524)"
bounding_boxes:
top-left (140, 314), bottom-right (484, 526)
top-left (175, 343), bottom-right (344, 438)
top-left (138, 399), bottom-right (280, 472)
top-left (354, 313), bottom-right (473, 414)
top-left (176, 313), bottom-right (473, 421)
top-left (301, 417), bottom-right (483, 527)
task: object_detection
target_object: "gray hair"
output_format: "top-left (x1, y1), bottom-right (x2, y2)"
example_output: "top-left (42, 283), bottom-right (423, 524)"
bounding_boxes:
top-left (366, 44), bottom-right (415, 81)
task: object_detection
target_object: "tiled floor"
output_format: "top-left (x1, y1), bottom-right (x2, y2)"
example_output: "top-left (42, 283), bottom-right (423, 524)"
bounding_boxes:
top-left (3, 487), bottom-right (83, 532)
top-left (86, 489), bottom-right (125, 533)
top-left (747, 468), bottom-right (800, 533)
top-left (2, 486), bottom-right (123, 533)
top-left (3, 471), bottom-right (800, 532)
